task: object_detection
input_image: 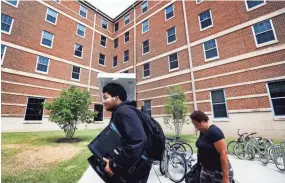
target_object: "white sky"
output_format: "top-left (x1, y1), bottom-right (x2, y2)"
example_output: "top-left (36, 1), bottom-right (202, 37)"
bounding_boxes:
top-left (87, 0), bottom-right (137, 18)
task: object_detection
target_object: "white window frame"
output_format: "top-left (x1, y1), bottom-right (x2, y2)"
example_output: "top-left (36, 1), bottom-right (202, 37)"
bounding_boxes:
top-left (168, 52), bottom-right (179, 72)
top-left (74, 43), bottom-right (83, 59)
top-left (165, 4), bottom-right (175, 21)
top-left (196, 0), bottom-right (203, 4)
top-left (45, 8), bottom-right (58, 25)
top-left (35, 56), bottom-right (50, 74)
top-left (99, 53), bottom-right (105, 66)
top-left (102, 18), bottom-right (108, 29)
top-left (203, 39), bottom-right (220, 62)
top-left (210, 89), bottom-right (229, 120)
top-left (3, 0), bottom-right (19, 8)
top-left (71, 66), bottom-right (81, 81)
top-left (1, 14), bottom-right (14, 35)
top-left (53, 0), bottom-right (60, 3)
top-left (124, 31), bottom-right (130, 44)
top-left (245, 0), bottom-right (266, 12)
top-left (123, 50), bottom-right (129, 63)
top-left (251, 19), bottom-right (278, 48)
top-left (142, 19), bottom-right (149, 34)
top-left (100, 35), bottom-right (107, 48)
top-left (1, 45), bottom-right (7, 65)
top-left (144, 100), bottom-right (152, 116)
top-left (125, 14), bottom-right (130, 25)
top-left (143, 62), bottom-right (151, 79)
top-left (112, 56), bottom-right (118, 68)
top-left (142, 40), bottom-right (150, 55)
top-left (266, 81), bottom-right (285, 119)
top-left (199, 9), bottom-right (214, 31)
top-left (79, 5), bottom-right (88, 19)
top-left (166, 27), bottom-right (177, 45)
top-left (141, 1), bottom-right (148, 14)
top-left (40, 31), bottom-right (54, 49)
top-left (76, 24), bottom-right (86, 38)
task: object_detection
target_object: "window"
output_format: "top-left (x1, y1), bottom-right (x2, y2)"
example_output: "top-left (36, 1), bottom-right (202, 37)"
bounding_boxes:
top-left (143, 63), bottom-right (150, 78)
top-left (53, 0), bottom-right (60, 3)
top-left (196, 0), bottom-right (203, 4)
top-left (1, 14), bottom-right (14, 34)
top-left (211, 90), bottom-right (228, 118)
top-left (142, 40), bottom-right (149, 54)
top-left (245, 0), bottom-right (266, 11)
top-left (124, 50), bottom-right (129, 62)
top-left (41, 31), bottom-right (54, 48)
top-left (4, 0), bottom-right (19, 7)
top-left (46, 8), bottom-right (58, 25)
top-left (168, 53), bottom-right (179, 70)
top-left (80, 5), bottom-right (87, 18)
top-left (167, 27), bottom-right (176, 44)
top-left (94, 104), bottom-right (103, 121)
top-left (114, 38), bottom-right (118, 49)
top-left (24, 97), bottom-right (45, 121)
top-left (114, 22), bottom-right (119, 32)
top-left (74, 43), bottom-right (83, 58)
top-left (1, 44), bottom-right (7, 65)
top-left (102, 18), bottom-right (108, 29)
top-left (252, 19), bottom-right (277, 47)
top-left (124, 31), bottom-right (129, 43)
top-left (165, 4), bottom-right (174, 20)
top-left (36, 56), bottom-right (49, 73)
top-left (71, 66), bottom-right (80, 80)
top-left (144, 100), bottom-right (152, 116)
top-left (203, 39), bottom-right (219, 61)
top-left (125, 14), bottom-right (130, 25)
top-left (99, 53), bottom-right (105, 66)
top-left (77, 24), bottom-right (86, 37)
top-left (141, 1), bottom-right (148, 13)
top-left (199, 10), bottom-right (213, 30)
top-left (100, 35), bottom-right (107, 47)
top-left (142, 19), bottom-right (149, 33)
top-left (113, 56), bottom-right (118, 67)
top-left (268, 81), bottom-right (285, 116)
top-left (123, 70), bottom-right (129, 73)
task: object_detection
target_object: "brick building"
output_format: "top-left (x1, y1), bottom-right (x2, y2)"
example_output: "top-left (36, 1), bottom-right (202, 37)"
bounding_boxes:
top-left (1, 0), bottom-right (285, 138)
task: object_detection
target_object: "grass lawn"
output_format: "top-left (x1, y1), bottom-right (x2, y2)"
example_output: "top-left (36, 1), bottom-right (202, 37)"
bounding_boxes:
top-left (1, 129), bottom-right (237, 183)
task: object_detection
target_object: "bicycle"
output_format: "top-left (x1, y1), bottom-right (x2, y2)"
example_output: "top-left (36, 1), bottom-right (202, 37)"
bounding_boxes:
top-left (227, 129), bottom-right (248, 155)
top-left (234, 132), bottom-right (257, 160)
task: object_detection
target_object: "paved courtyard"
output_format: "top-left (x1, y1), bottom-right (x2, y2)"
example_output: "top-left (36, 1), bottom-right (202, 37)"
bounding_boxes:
top-left (78, 155), bottom-right (285, 183)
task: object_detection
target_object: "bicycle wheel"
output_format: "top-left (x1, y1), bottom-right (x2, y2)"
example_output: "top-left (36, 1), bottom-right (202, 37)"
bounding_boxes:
top-left (269, 145), bottom-right (281, 161)
top-left (234, 143), bottom-right (254, 160)
top-left (167, 152), bottom-right (187, 183)
top-left (227, 140), bottom-right (238, 155)
top-left (170, 142), bottom-right (186, 152)
top-left (273, 144), bottom-right (285, 171)
top-left (160, 151), bottom-right (167, 175)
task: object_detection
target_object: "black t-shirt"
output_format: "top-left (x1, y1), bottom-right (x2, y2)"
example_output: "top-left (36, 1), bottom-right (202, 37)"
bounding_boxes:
top-left (196, 125), bottom-right (225, 171)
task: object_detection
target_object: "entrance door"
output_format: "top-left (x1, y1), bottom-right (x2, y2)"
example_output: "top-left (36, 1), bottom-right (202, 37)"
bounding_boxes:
top-left (24, 97), bottom-right (45, 121)
top-left (94, 104), bottom-right (103, 121)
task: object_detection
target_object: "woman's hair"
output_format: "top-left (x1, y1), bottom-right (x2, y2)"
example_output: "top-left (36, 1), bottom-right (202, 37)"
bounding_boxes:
top-left (102, 83), bottom-right (127, 102)
top-left (190, 110), bottom-right (209, 123)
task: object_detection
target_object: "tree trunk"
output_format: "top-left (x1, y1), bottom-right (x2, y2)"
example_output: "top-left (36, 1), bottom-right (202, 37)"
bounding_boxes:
top-left (64, 125), bottom-right (76, 139)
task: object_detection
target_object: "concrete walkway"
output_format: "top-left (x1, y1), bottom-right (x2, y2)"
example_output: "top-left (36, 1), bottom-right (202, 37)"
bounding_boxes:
top-left (78, 155), bottom-right (285, 183)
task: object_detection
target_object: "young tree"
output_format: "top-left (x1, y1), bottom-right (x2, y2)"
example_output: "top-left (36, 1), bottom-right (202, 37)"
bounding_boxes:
top-left (44, 86), bottom-right (97, 139)
top-left (163, 86), bottom-right (190, 138)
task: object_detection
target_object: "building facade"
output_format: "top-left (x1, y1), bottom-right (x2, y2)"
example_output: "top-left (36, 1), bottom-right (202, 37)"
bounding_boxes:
top-left (1, 0), bottom-right (285, 138)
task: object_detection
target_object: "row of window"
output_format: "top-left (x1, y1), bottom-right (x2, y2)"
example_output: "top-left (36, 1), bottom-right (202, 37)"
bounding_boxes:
top-left (143, 80), bottom-right (285, 118)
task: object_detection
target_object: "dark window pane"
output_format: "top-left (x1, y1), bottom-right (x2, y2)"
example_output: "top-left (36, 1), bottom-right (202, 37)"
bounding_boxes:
top-left (205, 49), bottom-right (218, 59)
top-left (25, 98), bottom-right (45, 121)
top-left (247, 0), bottom-right (264, 9)
top-left (42, 39), bottom-right (52, 47)
top-left (268, 81), bottom-right (285, 98)
top-left (211, 90), bottom-right (225, 103)
top-left (201, 19), bottom-right (212, 29)
top-left (144, 70), bottom-right (150, 77)
top-left (168, 34), bottom-right (176, 43)
top-left (213, 104), bottom-right (228, 118)
top-left (256, 31), bottom-right (275, 44)
top-left (170, 61), bottom-right (178, 69)
top-left (72, 73), bottom-right (79, 79)
top-left (272, 98), bottom-right (285, 116)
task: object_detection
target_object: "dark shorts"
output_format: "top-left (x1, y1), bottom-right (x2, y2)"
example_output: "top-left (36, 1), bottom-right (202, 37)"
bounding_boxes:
top-left (200, 163), bottom-right (234, 183)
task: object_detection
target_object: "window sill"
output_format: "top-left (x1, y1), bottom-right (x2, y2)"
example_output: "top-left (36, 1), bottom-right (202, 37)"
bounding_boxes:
top-left (71, 78), bottom-right (80, 82)
top-left (23, 121), bottom-right (43, 124)
top-left (35, 70), bottom-right (48, 75)
top-left (246, 3), bottom-right (266, 12)
top-left (256, 40), bottom-right (278, 48)
top-left (74, 55), bottom-right (83, 59)
top-left (165, 16), bottom-right (174, 22)
top-left (45, 20), bottom-right (57, 26)
top-left (205, 56), bottom-right (219, 62)
top-left (143, 76), bottom-right (150, 79)
top-left (142, 52), bottom-right (150, 56)
top-left (200, 25), bottom-right (213, 32)
top-left (273, 117), bottom-right (285, 121)
top-left (76, 33), bottom-right (85, 38)
top-left (169, 67), bottom-right (179, 72)
top-left (167, 40), bottom-right (177, 46)
top-left (40, 44), bottom-right (53, 49)
top-left (123, 61), bottom-right (129, 64)
top-left (212, 118), bottom-right (230, 122)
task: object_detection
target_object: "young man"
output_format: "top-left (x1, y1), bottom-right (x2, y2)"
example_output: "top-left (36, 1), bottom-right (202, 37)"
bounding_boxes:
top-left (102, 83), bottom-right (152, 183)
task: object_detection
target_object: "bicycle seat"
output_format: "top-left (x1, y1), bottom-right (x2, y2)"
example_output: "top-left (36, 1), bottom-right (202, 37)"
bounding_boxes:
top-left (166, 137), bottom-right (176, 141)
top-left (240, 133), bottom-right (248, 136)
top-left (256, 137), bottom-right (262, 141)
top-left (248, 132), bottom-right (257, 136)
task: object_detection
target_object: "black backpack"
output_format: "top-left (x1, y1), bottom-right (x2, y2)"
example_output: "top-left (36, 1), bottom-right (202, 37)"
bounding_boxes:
top-left (127, 105), bottom-right (165, 161)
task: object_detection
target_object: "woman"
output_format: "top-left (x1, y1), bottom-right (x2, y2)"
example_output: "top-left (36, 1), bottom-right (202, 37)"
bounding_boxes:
top-left (190, 110), bottom-right (234, 183)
